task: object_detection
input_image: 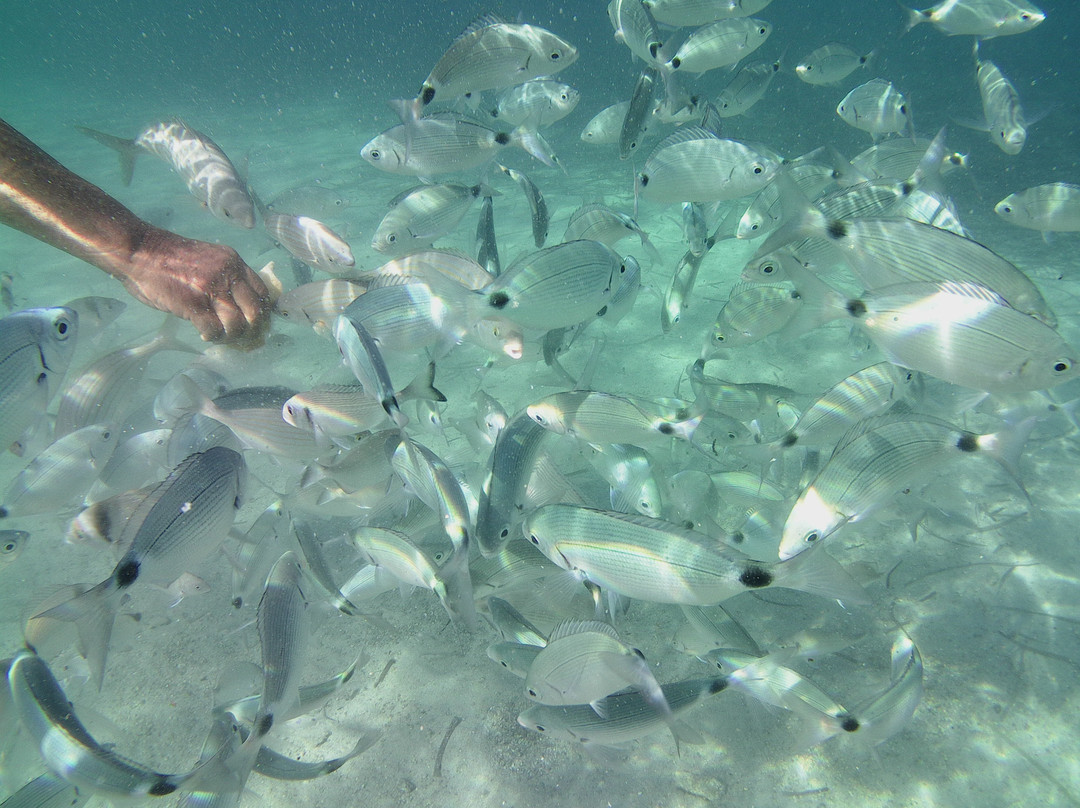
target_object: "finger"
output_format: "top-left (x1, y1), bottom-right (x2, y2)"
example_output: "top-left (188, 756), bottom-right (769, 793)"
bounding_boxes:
top-left (231, 273), bottom-right (272, 334)
top-left (214, 294), bottom-right (250, 343)
top-left (188, 303), bottom-right (226, 343)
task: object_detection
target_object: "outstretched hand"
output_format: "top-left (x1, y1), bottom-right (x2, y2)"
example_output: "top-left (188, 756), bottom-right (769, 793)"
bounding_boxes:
top-left (123, 227), bottom-right (271, 349)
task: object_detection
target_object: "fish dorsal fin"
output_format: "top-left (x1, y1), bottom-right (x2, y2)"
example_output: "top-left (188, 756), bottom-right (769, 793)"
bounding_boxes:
top-left (654, 126), bottom-right (721, 151)
top-left (548, 618), bottom-right (619, 643)
top-left (459, 13), bottom-right (507, 39)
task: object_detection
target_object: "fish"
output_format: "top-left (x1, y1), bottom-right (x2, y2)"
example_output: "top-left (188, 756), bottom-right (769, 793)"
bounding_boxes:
top-left (638, 127), bottom-right (779, 203)
top-left (373, 183), bottom-right (493, 254)
top-left (362, 113), bottom-right (560, 177)
top-left (488, 641), bottom-right (545, 677)
top-left (850, 137), bottom-right (967, 181)
top-left (478, 240), bottom-right (624, 331)
top-left (644, 0), bottom-right (775, 26)
top-left (682, 202), bottom-right (709, 256)
top-left (580, 102), bottom-right (631, 144)
top-left (265, 183), bottom-right (353, 218)
top-left (66, 486), bottom-right (155, 547)
top-left (666, 18), bottom-right (772, 74)
top-left (524, 619), bottom-right (672, 720)
top-left (77, 121), bottom-right (255, 228)
top-left (836, 79), bottom-right (914, 143)
top-left (526, 390), bottom-right (705, 446)
top-left (995, 183), bottom-right (1080, 234)
top-left (973, 42), bottom-right (1027, 155)
top-left (702, 281), bottom-right (803, 357)
top-left (588, 443), bottom-right (664, 518)
top-left (795, 44), bottom-right (875, 86)
top-left (902, 0), bottom-right (1045, 38)
top-left (252, 551), bottom-right (309, 738)
top-left (34, 446), bottom-right (246, 686)
top-left (498, 165), bottom-right (549, 248)
top-left (0, 424), bottom-right (119, 518)
top-left (7, 650), bottom-right (204, 798)
top-left (391, 436), bottom-right (471, 553)
top-left (524, 504), bottom-right (867, 606)
top-left (333, 314), bottom-right (408, 428)
top-left (0, 307), bottom-right (78, 452)
top-left (564, 204), bottom-right (659, 260)
top-left (0, 529), bottom-right (29, 567)
top-left (274, 278), bottom-right (367, 333)
top-left (715, 58), bottom-right (781, 116)
top-left (608, 0), bottom-right (663, 64)
top-left (398, 15), bottom-right (578, 122)
top-left (263, 213), bottom-right (355, 272)
top-left (475, 195), bottom-right (501, 276)
top-left (780, 415), bottom-right (1033, 559)
top-left (620, 65), bottom-right (661, 159)
top-left (492, 79), bottom-right (581, 128)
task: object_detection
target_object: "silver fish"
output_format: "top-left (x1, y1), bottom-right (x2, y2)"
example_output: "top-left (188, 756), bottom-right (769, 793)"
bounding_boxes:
top-left (851, 136), bottom-right (967, 181)
top-left (274, 278), bottom-right (367, 333)
top-left (716, 58), bottom-right (781, 116)
top-left (608, 0), bottom-right (663, 64)
top-left (644, 0), bottom-right (774, 26)
top-left (499, 165), bottom-right (549, 248)
top-left (0, 307), bottom-right (78, 451)
top-left (780, 415), bottom-right (1032, 559)
top-left (263, 213), bottom-right (354, 272)
top-left (252, 551), bottom-right (309, 737)
top-left (836, 79), bottom-right (914, 142)
top-left (479, 240), bottom-right (623, 331)
top-left (564, 203), bottom-right (659, 260)
top-left (77, 121), bottom-right (255, 228)
top-left (362, 113), bottom-right (559, 177)
top-left (488, 641), bottom-right (545, 677)
top-left (265, 183), bottom-right (353, 218)
top-left (795, 44), bottom-right (875, 86)
top-left (399, 15), bottom-right (578, 121)
top-left (974, 42), bottom-right (1027, 154)
top-left (333, 315), bottom-right (408, 428)
top-left (7, 651), bottom-right (202, 798)
top-left (580, 102), bottom-right (631, 144)
top-left (526, 390), bottom-right (704, 446)
top-left (638, 127), bottom-right (779, 203)
top-left (34, 446), bottom-right (246, 686)
top-left (902, 0), bottom-right (1044, 38)
top-left (493, 79), bottom-right (581, 128)
top-left (666, 18), bottom-right (771, 73)
top-left (995, 183), bottom-right (1080, 234)
top-left (373, 183), bottom-right (492, 254)
top-left (475, 195), bottom-right (501, 276)
top-left (620, 65), bottom-right (661, 159)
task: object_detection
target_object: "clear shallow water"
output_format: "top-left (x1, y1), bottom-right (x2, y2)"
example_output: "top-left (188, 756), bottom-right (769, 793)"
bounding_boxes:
top-left (2, 2), bottom-right (1080, 806)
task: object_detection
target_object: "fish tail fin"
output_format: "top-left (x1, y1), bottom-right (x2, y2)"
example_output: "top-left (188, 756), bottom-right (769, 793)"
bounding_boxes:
top-left (768, 252), bottom-right (849, 338)
top-left (907, 126), bottom-right (948, 197)
top-left (751, 172), bottom-right (828, 258)
top-left (978, 416), bottom-right (1038, 503)
top-left (32, 579), bottom-right (119, 689)
top-left (510, 127), bottom-right (564, 172)
top-left (398, 362), bottom-right (447, 404)
top-left (75, 126), bottom-right (140, 186)
top-left (773, 546), bottom-right (870, 606)
top-left (899, 4), bottom-right (925, 35)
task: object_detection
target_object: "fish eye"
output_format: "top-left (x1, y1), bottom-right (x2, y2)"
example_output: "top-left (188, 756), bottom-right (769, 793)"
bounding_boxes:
top-left (805, 64), bottom-right (813, 71)
top-left (752, 164), bottom-right (763, 174)
top-left (1054, 361), bottom-right (1071, 373)
top-left (527, 688), bottom-right (538, 697)
top-left (369, 149), bottom-right (381, 160)
top-left (804, 531), bottom-right (820, 544)
top-left (101, 429), bottom-right (111, 440)
top-left (899, 105), bottom-right (907, 114)
top-left (758, 26), bottom-right (767, 34)
top-left (54, 317), bottom-right (72, 338)
top-left (762, 263), bottom-right (774, 274)
top-left (535, 724), bottom-right (546, 732)
top-left (2, 540), bottom-right (15, 552)
top-left (1021, 12), bottom-right (1031, 19)
top-left (387, 234), bottom-right (396, 243)
top-left (620, 263), bottom-right (627, 274)
top-left (528, 533), bottom-right (540, 545)
top-left (550, 51), bottom-right (561, 60)
top-left (838, 105), bottom-right (845, 113)
top-left (714, 333), bottom-right (725, 343)
top-left (1001, 205), bottom-right (1012, 214)
top-left (560, 93), bottom-right (568, 100)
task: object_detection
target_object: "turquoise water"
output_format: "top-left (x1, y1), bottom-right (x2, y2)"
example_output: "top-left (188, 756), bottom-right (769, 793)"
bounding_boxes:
top-left (2, 2), bottom-right (1080, 806)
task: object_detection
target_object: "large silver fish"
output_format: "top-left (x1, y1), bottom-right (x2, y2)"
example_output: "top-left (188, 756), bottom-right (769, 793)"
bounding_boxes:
top-left (973, 42), bottom-right (1027, 155)
top-left (77, 121), bottom-right (255, 228)
top-left (263, 213), bottom-right (354, 273)
top-left (638, 127), bottom-right (779, 203)
top-left (666, 18), bottom-right (771, 73)
top-left (399, 15), bottom-right (578, 122)
top-left (373, 183), bottom-right (492, 254)
top-left (493, 79), bottom-right (581, 128)
top-left (795, 43), bottom-right (875, 86)
top-left (902, 0), bottom-right (1044, 38)
top-left (995, 183), bottom-right (1080, 234)
top-left (836, 79), bottom-right (914, 143)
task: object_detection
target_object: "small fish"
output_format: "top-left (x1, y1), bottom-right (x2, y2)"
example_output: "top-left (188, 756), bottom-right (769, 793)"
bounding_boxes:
top-left (525, 620), bottom-right (672, 721)
top-left (902, 0), bottom-right (1044, 38)
top-left (352, 527), bottom-right (461, 622)
top-left (374, 183), bottom-right (493, 254)
top-left (702, 280), bottom-right (803, 357)
top-left (493, 79), bottom-right (581, 128)
top-left (524, 504), bottom-right (867, 606)
top-left (995, 183), bottom-right (1080, 234)
top-left (34, 447), bottom-right (246, 686)
top-left (780, 415), bottom-right (1033, 559)
top-left (851, 136), bottom-right (968, 181)
top-left (0, 529), bottom-right (29, 567)
top-left (391, 436), bottom-right (471, 553)
top-left (263, 213), bottom-right (354, 272)
top-left (795, 44), bottom-right (875, 85)
top-left (488, 641), bottom-right (545, 677)
top-left (666, 18), bottom-right (771, 74)
top-left (274, 278), bottom-right (367, 333)
top-left (588, 443), bottom-right (664, 518)
top-left (362, 113), bottom-right (560, 177)
top-left (498, 165), bottom-right (549, 248)
top-left (77, 121), bottom-right (255, 228)
top-left (682, 202), bottom-right (709, 256)
top-left (836, 79), bottom-right (914, 143)
top-left (580, 102), bottom-right (631, 144)
top-left (0, 307), bottom-right (78, 451)
top-left (527, 390), bottom-right (705, 446)
top-left (638, 127), bottom-right (779, 203)
top-left (252, 551), bottom-right (309, 738)
top-left (7, 651), bottom-right (202, 798)
top-left (973, 42), bottom-right (1027, 155)
top-left (398, 15), bottom-right (578, 122)
top-left (479, 240), bottom-right (623, 331)
top-left (716, 58), bottom-right (781, 116)
top-left (564, 203), bottom-right (659, 260)
top-left (333, 315), bottom-right (408, 428)
top-left (620, 65), bottom-right (661, 159)
top-left (0, 424), bottom-right (119, 518)
top-left (475, 194), bottom-right (501, 276)
top-left (608, 0), bottom-right (663, 64)
top-left (163, 571), bottom-right (211, 607)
